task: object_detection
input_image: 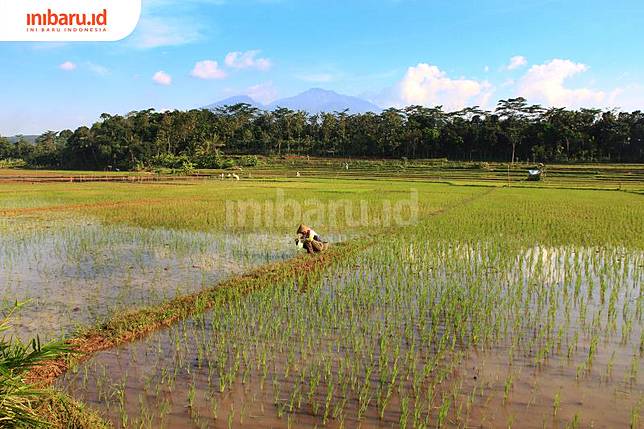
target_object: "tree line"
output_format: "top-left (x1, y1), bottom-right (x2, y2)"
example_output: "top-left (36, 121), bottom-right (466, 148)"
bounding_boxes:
top-left (1, 97), bottom-right (642, 170)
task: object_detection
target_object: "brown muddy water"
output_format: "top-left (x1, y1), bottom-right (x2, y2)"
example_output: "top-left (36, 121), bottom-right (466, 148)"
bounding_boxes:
top-left (0, 216), bottom-right (301, 341)
top-left (59, 243), bottom-right (643, 428)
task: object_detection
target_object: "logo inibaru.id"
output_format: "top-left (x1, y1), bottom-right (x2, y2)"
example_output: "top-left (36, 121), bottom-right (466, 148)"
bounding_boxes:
top-left (0, 0), bottom-right (140, 41)
top-left (26, 9), bottom-right (108, 32)
top-left (27, 9), bottom-right (108, 27)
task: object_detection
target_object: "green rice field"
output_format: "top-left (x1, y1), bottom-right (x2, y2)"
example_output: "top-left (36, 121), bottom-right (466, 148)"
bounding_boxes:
top-left (0, 164), bottom-right (642, 428)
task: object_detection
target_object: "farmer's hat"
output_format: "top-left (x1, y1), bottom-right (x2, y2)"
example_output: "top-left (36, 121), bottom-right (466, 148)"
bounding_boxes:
top-left (297, 224), bottom-right (309, 234)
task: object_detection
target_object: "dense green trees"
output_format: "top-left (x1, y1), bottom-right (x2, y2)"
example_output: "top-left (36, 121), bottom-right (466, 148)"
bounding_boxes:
top-left (1, 99), bottom-right (642, 170)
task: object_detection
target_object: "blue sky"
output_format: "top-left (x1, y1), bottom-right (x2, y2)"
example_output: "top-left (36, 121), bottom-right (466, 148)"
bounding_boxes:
top-left (1, 0), bottom-right (643, 135)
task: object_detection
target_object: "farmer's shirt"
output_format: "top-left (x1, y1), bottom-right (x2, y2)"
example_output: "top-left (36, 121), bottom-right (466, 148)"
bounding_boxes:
top-left (305, 229), bottom-right (319, 242)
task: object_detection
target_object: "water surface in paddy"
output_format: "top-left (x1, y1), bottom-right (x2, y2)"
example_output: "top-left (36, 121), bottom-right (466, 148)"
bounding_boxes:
top-left (0, 216), bottom-right (316, 341)
top-left (59, 243), bottom-right (643, 428)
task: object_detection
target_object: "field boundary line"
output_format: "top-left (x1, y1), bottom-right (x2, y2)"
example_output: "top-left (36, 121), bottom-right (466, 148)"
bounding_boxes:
top-left (0, 198), bottom-right (185, 216)
top-left (27, 241), bottom-right (370, 385)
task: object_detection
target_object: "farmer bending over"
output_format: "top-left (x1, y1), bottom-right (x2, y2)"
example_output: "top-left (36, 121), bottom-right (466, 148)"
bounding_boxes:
top-left (296, 224), bottom-right (325, 254)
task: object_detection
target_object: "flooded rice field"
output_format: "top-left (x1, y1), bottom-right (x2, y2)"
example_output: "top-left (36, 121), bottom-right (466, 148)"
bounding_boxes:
top-left (59, 241), bottom-right (643, 428)
top-left (0, 216), bottom-right (301, 341)
top-left (1, 183), bottom-right (641, 428)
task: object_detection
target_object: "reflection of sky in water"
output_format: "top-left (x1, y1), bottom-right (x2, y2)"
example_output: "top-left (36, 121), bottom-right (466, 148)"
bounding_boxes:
top-left (58, 242), bottom-right (643, 429)
top-left (1, 217), bottom-right (347, 341)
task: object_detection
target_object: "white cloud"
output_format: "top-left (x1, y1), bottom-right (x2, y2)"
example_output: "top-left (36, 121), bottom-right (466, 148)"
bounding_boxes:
top-left (506, 55), bottom-right (527, 70)
top-left (604, 84), bottom-right (644, 111)
top-left (386, 63), bottom-right (492, 110)
top-left (152, 70), bottom-right (172, 86)
top-left (516, 59), bottom-right (619, 108)
top-left (245, 82), bottom-right (278, 104)
top-left (224, 50), bottom-right (272, 71)
top-left (86, 62), bottom-right (109, 76)
top-left (129, 17), bottom-right (202, 48)
top-left (59, 61), bottom-right (76, 71)
top-left (191, 60), bottom-right (227, 80)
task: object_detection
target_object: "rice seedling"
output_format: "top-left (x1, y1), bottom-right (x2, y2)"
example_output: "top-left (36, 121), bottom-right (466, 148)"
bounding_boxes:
top-left (2, 177), bottom-right (642, 427)
top-left (553, 390), bottom-right (561, 416)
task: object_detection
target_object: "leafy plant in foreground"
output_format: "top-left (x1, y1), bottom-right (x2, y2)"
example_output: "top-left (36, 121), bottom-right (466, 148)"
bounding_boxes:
top-left (0, 301), bottom-right (71, 428)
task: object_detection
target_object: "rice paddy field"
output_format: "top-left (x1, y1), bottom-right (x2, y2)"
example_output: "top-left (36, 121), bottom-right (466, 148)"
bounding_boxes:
top-left (1, 165), bottom-right (642, 428)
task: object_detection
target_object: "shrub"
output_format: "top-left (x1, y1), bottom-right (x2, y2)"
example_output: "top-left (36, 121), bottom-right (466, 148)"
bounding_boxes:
top-left (239, 155), bottom-right (260, 167)
top-left (133, 160), bottom-right (148, 172)
top-left (150, 153), bottom-right (190, 169)
top-left (193, 149), bottom-right (223, 169)
top-left (0, 159), bottom-right (27, 169)
top-left (221, 158), bottom-right (236, 169)
top-left (472, 162), bottom-right (491, 170)
top-left (179, 161), bottom-right (196, 176)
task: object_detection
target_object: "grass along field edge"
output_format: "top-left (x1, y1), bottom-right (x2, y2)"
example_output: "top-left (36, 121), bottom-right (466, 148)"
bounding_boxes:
top-left (26, 240), bottom-right (368, 387)
top-left (25, 242), bottom-right (369, 428)
top-left (36, 389), bottom-right (111, 429)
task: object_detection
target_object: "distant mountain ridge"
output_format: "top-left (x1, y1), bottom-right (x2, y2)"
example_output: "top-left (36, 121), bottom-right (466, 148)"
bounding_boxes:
top-left (208, 95), bottom-right (258, 108)
top-left (5, 135), bottom-right (38, 144)
top-left (205, 88), bottom-right (380, 114)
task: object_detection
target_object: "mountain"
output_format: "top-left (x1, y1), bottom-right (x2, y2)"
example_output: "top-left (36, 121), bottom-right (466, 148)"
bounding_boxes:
top-left (268, 88), bottom-right (380, 114)
top-left (5, 135), bottom-right (38, 144)
top-left (204, 95), bottom-right (261, 110)
top-left (205, 88), bottom-right (381, 114)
